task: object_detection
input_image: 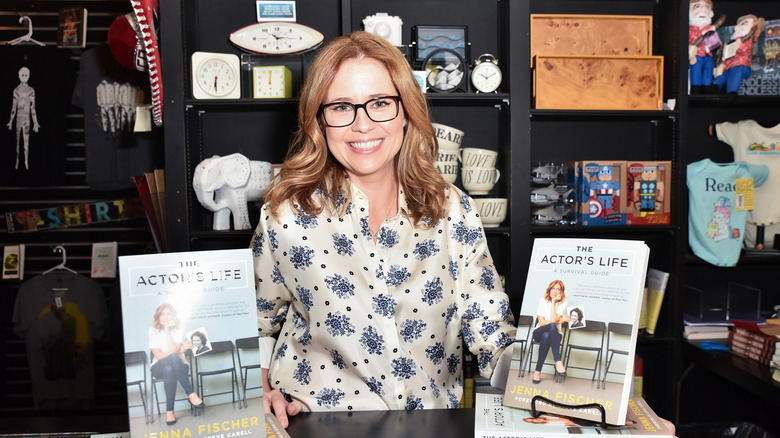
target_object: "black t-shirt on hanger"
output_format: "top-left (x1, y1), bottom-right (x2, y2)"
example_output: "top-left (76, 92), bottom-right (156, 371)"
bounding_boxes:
top-left (72, 43), bottom-right (162, 191)
top-left (0, 45), bottom-right (73, 187)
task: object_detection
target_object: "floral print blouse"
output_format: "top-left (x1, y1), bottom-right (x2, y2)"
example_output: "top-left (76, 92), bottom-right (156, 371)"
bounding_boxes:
top-left (252, 183), bottom-right (516, 412)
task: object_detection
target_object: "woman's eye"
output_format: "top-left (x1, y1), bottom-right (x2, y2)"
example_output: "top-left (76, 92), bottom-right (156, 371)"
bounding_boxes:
top-left (331, 104), bottom-right (353, 113)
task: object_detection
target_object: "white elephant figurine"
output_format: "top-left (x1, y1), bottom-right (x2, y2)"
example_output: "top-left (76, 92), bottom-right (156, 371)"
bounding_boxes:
top-left (192, 153), bottom-right (272, 231)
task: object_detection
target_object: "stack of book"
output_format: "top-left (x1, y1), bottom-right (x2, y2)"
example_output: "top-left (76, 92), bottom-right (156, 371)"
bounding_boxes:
top-left (682, 313), bottom-right (732, 343)
top-left (728, 320), bottom-right (780, 365)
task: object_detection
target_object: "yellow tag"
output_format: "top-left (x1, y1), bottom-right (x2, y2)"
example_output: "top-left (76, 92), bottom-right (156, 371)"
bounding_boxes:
top-left (735, 178), bottom-right (754, 211)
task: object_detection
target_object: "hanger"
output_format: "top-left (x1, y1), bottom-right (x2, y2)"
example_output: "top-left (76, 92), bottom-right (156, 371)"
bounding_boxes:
top-left (43, 246), bottom-right (78, 275)
top-left (7, 15), bottom-right (45, 46)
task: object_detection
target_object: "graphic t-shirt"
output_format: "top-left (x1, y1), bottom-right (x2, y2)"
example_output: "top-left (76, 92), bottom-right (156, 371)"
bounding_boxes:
top-left (687, 159), bottom-right (769, 266)
top-left (0, 46), bottom-right (73, 186)
top-left (716, 120), bottom-right (780, 247)
top-left (12, 272), bottom-right (108, 408)
top-left (72, 43), bottom-right (161, 191)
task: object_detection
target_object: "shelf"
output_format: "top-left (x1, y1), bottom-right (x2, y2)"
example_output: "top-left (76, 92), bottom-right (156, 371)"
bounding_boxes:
top-left (530, 225), bottom-right (676, 235)
top-left (688, 95), bottom-right (780, 108)
top-left (531, 109), bottom-right (678, 120)
top-left (183, 93), bottom-right (511, 111)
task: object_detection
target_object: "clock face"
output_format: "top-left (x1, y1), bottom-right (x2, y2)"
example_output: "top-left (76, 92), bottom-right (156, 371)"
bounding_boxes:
top-left (191, 52), bottom-right (241, 99)
top-left (472, 60), bottom-right (502, 93)
top-left (230, 22), bottom-right (324, 55)
top-left (253, 66), bottom-right (292, 98)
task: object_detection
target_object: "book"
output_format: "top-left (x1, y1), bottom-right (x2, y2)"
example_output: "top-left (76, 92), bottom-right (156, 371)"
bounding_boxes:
top-left (119, 249), bottom-right (264, 437)
top-left (91, 241), bottom-right (118, 278)
top-left (503, 238), bottom-right (650, 425)
top-left (644, 268), bottom-right (669, 335)
top-left (133, 174), bottom-right (167, 253)
top-left (475, 393), bottom-right (674, 437)
top-left (633, 356), bottom-right (643, 399)
top-left (266, 413), bottom-right (291, 438)
top-left (57, 7), bottom-right (87, 48)
top-left (2, 244), bottom-right (25, 280)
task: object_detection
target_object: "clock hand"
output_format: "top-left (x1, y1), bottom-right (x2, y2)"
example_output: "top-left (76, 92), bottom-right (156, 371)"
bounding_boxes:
top-left (214, 76), bottom-right (218, 91)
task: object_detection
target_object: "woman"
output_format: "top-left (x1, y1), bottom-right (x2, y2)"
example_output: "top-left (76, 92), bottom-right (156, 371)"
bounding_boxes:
top-left (190, 330), bottom-right (211, 355)
top-left (569, 307), bottom-right (584, 329)
top-left (148, 303), bottom-right (204, 425)
top-left (531, 279), bottom-right (569, 384)
top-left (252, 31), bottom-right (516, 427)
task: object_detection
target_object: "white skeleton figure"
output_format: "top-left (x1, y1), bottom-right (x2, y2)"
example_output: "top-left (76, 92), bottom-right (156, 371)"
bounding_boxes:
top-left (97, 80), bottom-right (143, 132)
top-left (7, 67), bottom-right (39, 170)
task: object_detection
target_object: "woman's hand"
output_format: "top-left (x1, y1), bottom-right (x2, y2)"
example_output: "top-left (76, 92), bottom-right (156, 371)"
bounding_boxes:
top-left (263, 388), bottom-right (302, 428)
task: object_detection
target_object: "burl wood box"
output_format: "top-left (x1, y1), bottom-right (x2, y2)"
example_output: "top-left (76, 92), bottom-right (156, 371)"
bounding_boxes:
top-left (530, 14), bottom-right (653, 66)
top-left (533, 54), bottom-right (664, 110)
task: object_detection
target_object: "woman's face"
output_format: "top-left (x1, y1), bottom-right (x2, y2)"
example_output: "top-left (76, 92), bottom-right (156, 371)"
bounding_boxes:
top-left (570, 310), bottom-right (579, 322)
top-left (159, 308), bottom-right (174, 327)
top-left (323, 57), bottom-right (406, 187)
top-left (192, 335), bottom-right (202, 347)
top-left (550, 283), bottom-right (562, 300)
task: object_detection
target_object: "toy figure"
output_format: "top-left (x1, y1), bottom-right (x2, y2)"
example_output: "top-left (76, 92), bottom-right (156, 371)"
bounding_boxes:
top-left (714, 14), bottom-right (766, 97)
top-left (689, 0), bottom-right (722, 94)
top-left (634, 166), bottom-right (664, 216)
top-left (589, 165), bottom-right (620, 218)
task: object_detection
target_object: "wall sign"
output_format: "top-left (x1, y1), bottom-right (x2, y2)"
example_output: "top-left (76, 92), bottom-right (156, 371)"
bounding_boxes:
top-left (6, 198), bottom-right (145, 233)
top-left (256, 1), bottom-right (296, 22)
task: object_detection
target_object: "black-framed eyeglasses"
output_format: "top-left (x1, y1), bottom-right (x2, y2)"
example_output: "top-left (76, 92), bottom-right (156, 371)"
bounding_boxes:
top-left (319, 96), bottom-right (402, 127)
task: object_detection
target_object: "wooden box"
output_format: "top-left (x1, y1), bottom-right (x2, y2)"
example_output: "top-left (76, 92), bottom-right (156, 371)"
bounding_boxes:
top-left (533, 54), bottom-right (664, 110)
top-left (530, 14), bottom-right (653, 65)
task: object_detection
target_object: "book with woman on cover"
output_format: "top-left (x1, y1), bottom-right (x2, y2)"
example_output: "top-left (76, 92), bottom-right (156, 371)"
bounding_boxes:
top-left (119, 248), bottom-right (265, 437)
top-left (503, 238), bottom-right (650, 425)
top-left (476, 393), bottom-right (674, 438)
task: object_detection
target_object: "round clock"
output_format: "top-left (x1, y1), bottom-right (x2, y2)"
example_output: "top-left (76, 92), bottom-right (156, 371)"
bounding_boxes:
top-left (229, 22), bottom-right (324, 55)
top-left (191, 52), bottom-right (241, 99)
top-left (471, 53), bottom-right (502, 93)
top-left (423, 48), bottom-right (467, 93)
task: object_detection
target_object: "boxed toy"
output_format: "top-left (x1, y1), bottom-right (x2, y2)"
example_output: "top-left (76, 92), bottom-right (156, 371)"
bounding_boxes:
top-left (575, 160), bottom-right (627, 225)
top-left (626, 161), bottom-right (672, 225)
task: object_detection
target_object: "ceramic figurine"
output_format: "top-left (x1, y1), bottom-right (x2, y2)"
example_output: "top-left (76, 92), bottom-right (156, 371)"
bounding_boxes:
top-left (688, 0), bottom-right (722, 94)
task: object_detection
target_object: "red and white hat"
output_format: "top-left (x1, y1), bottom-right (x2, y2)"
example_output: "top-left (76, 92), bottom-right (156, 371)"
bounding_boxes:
top-left (107, 0), bottom-right (163, 127)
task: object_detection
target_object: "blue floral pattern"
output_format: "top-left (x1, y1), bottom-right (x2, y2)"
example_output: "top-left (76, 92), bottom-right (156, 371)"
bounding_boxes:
top-left (254, 184), bottom-right (515, 411)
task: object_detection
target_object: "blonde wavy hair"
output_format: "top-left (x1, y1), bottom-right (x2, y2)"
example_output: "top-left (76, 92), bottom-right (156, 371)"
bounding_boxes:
top-left (263, 31), bottom-right (447, 226)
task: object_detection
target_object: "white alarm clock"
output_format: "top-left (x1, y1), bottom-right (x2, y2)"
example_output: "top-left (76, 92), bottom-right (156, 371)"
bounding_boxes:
top-left (191, 51), bottom-right (241, 99)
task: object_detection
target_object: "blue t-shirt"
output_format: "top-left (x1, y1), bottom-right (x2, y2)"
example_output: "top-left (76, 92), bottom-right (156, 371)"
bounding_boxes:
top-left (687, 159), bottom-right (769, 266)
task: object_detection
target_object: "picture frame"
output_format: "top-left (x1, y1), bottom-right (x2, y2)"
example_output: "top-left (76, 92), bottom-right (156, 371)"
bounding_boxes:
top-left (411, 25), bottom-right (469, 65)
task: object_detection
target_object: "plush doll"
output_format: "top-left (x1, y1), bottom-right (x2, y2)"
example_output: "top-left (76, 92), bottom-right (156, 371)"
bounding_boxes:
top-left (714, 14), bottom-right (765, 97)
top-left (688, 0), bottom-right (722, 94)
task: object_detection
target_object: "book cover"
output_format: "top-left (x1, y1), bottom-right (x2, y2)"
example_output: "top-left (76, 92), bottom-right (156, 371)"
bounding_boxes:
top-left (91, 241), bottom-right (118, 278)
top-left (2, 244), bottom-right (25, 280)
top-left (57, 7), bottom-right (87, 48)
top-left (503, 238), bottom-right (649, 425)
top-left (476, 393), bottom-right (674, 438)
top-left (119, 248), bottom-right (264, 437)
top-left (644, 268), bottom-right (669, 335)
top-left (266, 413), bottom-right (292, 438)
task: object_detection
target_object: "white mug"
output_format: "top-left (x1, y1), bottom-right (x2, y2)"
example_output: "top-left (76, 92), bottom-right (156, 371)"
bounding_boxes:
top-left (461, 166), bottom-right (500, 195)
top-left (432, 122), bottom-right (465, 151)
top-left (435, 149), bottom-right (459, 183)
top-left (474, 198), bottom-right (508, 228)
top-left (459, 147), bottom-right (498, 168)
